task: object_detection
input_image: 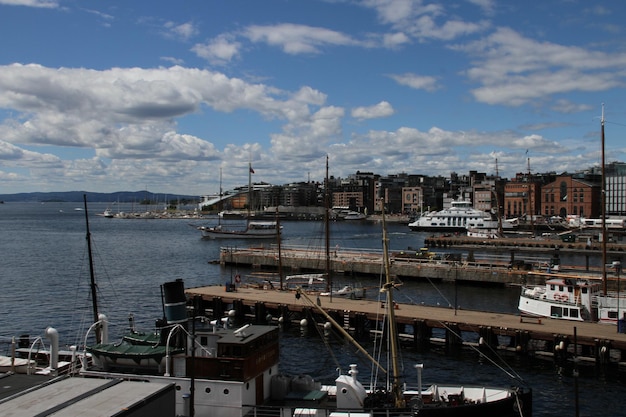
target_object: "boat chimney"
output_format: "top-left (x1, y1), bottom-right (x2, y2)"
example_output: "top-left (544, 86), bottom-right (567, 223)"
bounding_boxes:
top-left (348, 364), bottom-right (359, 382)
top-left (98, 313), bottom-right (108, 343)
top-left (45, 327), bottom-right (59, 372)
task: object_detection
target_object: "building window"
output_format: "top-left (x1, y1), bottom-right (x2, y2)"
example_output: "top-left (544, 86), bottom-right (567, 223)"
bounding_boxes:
top-left (560, 181), bottom-right (568, 201)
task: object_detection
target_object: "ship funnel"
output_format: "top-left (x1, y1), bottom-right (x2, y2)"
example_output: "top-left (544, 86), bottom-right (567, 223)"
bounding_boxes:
top-left (162, 279), bottom-right (188, 325)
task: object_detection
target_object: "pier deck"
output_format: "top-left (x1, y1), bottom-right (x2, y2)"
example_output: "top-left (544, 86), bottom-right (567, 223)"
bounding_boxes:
top-left (187, 285), bottom-right (626, 367)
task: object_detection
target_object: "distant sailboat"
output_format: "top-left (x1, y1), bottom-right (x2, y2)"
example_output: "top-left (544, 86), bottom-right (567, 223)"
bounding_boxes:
top-left (197, 162), bottom-right (280, 239)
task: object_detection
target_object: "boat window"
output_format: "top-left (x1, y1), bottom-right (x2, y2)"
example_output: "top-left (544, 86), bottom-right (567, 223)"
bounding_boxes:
top-left (559, 285), bottom-right (564, 291)
top-left (550, 306), bottom-right (562, 317)
top-left (568, 287), bottom-right (573, 293)
top-left (563, 308), bottom-right (569, 317)
top-left (608, 311), bottom-right (618, 319)
top-left (550, 284), bottom-right (555, 291)
top-left (582, 288), bottom-right (588, 294)
top-left (570, 309), bottom-right (579, 319)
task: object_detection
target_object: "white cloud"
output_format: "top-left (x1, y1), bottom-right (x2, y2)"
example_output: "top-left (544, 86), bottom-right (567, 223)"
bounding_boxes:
top-left (388, 73), bottom-right (440, 91)
top-left (164, 21), bottom-right (199, 41)
top-left (244, 23), bottom-right (357, 54)
top-left (0, 0), bottom-right (57, 8)
top-left (351, 101), bottom-right (395, 120)
top-left (458, 27), bottom-right (626, 105)
top-left (192, 34), bottom-right (242, 65)
top-left (551, 99), bottom-right (593, 114)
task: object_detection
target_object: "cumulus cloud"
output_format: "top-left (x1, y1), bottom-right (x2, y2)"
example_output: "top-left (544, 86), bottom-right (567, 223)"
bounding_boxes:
top-left (457, 27), bottom-right (626, 106)
top-left (164, 21), bottom-right (199, 41)
top-left (351, 101), bottom-right (395, 120)
top-left (388, 73), bottom-right (440, 91)
top-left (0, 63), bottom-right (331, 172)
top-left (192, 34), bottom-right (242, 65)
top-left (244, 23), bottom-right (357, 54)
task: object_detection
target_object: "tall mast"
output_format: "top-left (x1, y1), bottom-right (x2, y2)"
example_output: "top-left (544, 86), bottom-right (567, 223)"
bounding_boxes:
top-left (83, 194), bottom-right (101, 343)
top-left (601, 104), bottom-right (607, 295)
top-left (380, 195), bottom-right (405, 408)
top-left (247, 161), bottom-right (252, 226)
top-left (527, 153), bottom-right (534, 236)
top-left (325, 155), bottom-right (331, 295)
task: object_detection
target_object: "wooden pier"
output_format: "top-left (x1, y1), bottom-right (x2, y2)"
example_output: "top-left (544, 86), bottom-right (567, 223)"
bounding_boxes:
top-left (186, 285), bottom-right (626, 369)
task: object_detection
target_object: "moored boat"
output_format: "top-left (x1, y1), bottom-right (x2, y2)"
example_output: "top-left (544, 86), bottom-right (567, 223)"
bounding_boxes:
top-left (518, 276), bottom-right (600, 321)
top-left (197, 220), bottom-right (280, 239)
top-left (408, 199), bottom-right (510, 233)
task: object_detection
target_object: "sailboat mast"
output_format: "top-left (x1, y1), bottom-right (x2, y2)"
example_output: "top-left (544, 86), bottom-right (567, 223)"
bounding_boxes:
top-left (325, 155), bottom-right (331, 294)
top-left (380, 197), bottom-right (405, 408)
top-left (248, 162), bottom-right (252, 223)
top-left (83, 194), bottom-right (101, 343)
top-left (601, 103), bottom-right (608, 296)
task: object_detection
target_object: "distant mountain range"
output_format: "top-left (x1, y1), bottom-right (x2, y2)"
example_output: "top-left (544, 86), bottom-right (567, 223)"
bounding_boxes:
top-left (0, 191), bottom-right (199, 203)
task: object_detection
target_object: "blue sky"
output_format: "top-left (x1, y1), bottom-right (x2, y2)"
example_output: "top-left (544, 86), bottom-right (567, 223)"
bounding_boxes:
top-left (1, 0), bottom-right (625, 195)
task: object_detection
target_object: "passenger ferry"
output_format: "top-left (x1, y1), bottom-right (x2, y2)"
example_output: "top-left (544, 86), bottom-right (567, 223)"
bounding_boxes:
top-left (518, 276), bottom-right (600, 321)
top-left (408, 199), bottom-right (505, 232)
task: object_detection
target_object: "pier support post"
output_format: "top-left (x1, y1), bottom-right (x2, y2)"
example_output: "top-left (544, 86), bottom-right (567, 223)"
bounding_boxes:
top-left (211, 297), bottom-right (224, 319)
top-left (353, 313), bottom-right (367, 340)
top-left (595, 339), bottom-right (611, 365)
top-left (478, 326), bottom-right (497, 352)
top-left (445, 323), bottom-right (461, 354)
top-left (413, 320), bottom-right (431, 351)
top-left (554, 335), bottom-right (569, 364)
top-left (255, 301), bottom-right (267, 324)
top-left (513, 330), bottom-right (530, 354)
top-left (232, 299), bottom-right (246, 324)
top-left (279, 305), bottom-right (291, 329)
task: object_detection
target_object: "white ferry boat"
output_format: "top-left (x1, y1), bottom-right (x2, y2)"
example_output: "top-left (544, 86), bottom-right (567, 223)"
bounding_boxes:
top-left (409, 199), bottom-right (504, 232)
top-left (518, 276), bottom-right (600, 321)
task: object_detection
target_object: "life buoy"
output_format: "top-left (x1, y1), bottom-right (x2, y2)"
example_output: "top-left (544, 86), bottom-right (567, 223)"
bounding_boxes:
top-left (553, 293), bottom-right (561, 301)
top-left (234, 274), bottom-right (241, 283)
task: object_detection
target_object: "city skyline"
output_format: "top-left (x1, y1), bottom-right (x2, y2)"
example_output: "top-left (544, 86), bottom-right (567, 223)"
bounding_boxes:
top-left (1, 1), bottom-right (625, 195)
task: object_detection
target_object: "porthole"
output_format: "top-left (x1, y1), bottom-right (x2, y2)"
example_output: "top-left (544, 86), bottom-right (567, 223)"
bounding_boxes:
top-left (176, 385), bottom-right (181, 391)
top-left (224, 388), bottom-right (229, 395)
top-left (205, 387), bottom-right (211, 394)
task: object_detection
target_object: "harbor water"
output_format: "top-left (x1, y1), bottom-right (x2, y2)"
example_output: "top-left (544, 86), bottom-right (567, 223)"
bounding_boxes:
top-left (0, 201), bottom-right (624, 416)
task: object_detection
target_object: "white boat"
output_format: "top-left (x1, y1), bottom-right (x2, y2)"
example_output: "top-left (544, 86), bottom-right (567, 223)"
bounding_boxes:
top-left (596, 292), bottom-right (626, 324)
top-left (518, 276), bottom-right (600, 321)
top-left (0, 355), bottom-right (35, 374)
top-left (102, 208), bottom-right (114, 218)
top-left (198, 163), bottom-right (280, 239)
top-left (197, 220), bottom-right (279, 239)
top-left (319, 284), bottom-right (365, 299)
top-left (408, 199), bottom-right (507, 232)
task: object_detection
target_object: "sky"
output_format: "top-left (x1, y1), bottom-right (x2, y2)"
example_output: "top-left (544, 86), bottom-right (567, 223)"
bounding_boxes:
top-left (1, 0), bottom-right (625, 196)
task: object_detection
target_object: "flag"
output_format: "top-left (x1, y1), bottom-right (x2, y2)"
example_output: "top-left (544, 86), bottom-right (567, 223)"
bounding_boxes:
top-left (249, 167), bottom-right (255, 174)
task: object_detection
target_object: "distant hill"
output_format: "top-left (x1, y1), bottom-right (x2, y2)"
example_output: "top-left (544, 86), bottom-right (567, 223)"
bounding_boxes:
top-left (0, 191), bottom-right (199, 204)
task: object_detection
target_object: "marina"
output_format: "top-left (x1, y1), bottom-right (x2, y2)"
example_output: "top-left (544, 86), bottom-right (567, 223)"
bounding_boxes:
top-left (1, 202), bottom-right (626, 416)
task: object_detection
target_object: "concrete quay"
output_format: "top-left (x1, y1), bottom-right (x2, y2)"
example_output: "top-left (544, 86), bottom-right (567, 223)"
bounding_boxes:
top-left (220, 245), bottom-right (580, 287)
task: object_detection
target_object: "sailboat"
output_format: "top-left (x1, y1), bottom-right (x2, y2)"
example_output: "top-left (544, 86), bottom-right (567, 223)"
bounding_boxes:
top-left (80, 206), bottom-right (532, 417)
top-left (197, 162), bottom-right (280, 239)
top-left (289, 201), bottom-right (533, 416)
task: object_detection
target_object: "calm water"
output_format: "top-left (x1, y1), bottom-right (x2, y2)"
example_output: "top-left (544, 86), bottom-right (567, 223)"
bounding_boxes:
top-left (0, 201), bottom-right (624, 416)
